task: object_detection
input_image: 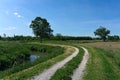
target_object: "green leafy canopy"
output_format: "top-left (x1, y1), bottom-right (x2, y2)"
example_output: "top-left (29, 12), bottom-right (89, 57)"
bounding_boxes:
top-left (94, 26), bottom-right (110, 41)
top-left (30, 17), bottom-right (53, 42)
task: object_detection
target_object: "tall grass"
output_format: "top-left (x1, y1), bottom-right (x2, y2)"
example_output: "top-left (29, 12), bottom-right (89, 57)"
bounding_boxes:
top-left (2, 45), bottom-right (74, 80)
top-left (0, 42), bottom-right (30, 71)
top-left (83, 46), bottom-right (119, 80)
top-left (0, 42), bottom-right (64, 79)
top-left (104, 50), bottom-right (120, 67)
top-left (103, 49), bottom-right (120, 79)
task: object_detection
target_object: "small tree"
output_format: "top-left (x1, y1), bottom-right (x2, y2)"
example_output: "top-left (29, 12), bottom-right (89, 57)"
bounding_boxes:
top-left (94, 26), bottom-right (110, 41)
top-left (30, 17), bottom-right (53, 42)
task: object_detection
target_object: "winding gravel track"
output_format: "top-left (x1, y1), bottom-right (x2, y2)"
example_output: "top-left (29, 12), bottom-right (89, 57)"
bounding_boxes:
top-left (31, 46), bottom-right (79, 80)
top-left (72, 47), bottom-right (89, 80)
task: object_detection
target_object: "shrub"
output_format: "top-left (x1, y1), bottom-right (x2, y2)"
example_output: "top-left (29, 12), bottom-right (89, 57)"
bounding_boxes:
top-left (0, 42), bottom-right (64, 79)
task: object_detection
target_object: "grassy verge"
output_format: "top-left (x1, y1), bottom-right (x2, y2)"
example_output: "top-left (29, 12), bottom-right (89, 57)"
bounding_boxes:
top-left (0, 43), bottom-right (64, 79)
top-left (83, 46), bottom-right (119, 80)
top-left (50, 46), bottom-right (84, 80)
top-left (2, 46), bottom-right (75, 80)
top-left (102, 49), bottom-right (120, 79)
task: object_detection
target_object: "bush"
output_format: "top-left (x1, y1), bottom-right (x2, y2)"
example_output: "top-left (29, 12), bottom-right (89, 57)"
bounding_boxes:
top-left (0, 42), bottom-right (64, 79)
top-left (0, 42), bottom-right (30, 71)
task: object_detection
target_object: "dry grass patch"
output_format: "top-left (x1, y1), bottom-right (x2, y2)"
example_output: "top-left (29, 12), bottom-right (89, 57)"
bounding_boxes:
top-left (84, 42), bottom-right (120, 52)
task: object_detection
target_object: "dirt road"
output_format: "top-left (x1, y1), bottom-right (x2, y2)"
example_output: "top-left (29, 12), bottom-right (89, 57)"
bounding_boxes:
top-left (31, 46), bottom-right (79, 80)
top-left (72, 47), bottom-right (89, 80)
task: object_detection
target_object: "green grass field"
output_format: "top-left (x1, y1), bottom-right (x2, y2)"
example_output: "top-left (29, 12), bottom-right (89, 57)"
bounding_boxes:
top-left (0, 41), bottom-right (75, 80)
top-left (0, 40), bottom-right (120, 80)
top-left (0, 41), bottom-right (66, 79)
top-left (82, 47), bottom-right (119, 80)
top-left (82, 42), bottom-right (120, 80)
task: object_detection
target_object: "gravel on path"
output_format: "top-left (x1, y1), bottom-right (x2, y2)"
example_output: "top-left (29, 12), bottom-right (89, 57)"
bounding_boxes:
top-left (31, 46), bottom-right (79, 80)
top-left (72, 47), bottom-right (89, 80)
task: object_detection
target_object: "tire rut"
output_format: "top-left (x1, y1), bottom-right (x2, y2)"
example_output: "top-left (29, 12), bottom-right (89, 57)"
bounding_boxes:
top-left (31, 46), bottom-right (79, 80)
top-left (72, 47), bottom-right (89, 80)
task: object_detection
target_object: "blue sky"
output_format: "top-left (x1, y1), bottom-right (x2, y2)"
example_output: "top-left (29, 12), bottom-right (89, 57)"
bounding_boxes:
top-left (0, 0), bottom-right (120, 37)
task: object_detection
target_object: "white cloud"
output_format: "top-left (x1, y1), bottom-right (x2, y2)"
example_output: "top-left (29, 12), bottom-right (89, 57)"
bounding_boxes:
top-left (4, 26), bottom-right (16, 30)
top-left (13, 12), bottom-right (22, 18)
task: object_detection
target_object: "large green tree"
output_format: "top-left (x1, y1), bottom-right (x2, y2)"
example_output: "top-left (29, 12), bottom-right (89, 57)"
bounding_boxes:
top-left (30, 17), bottom-right (53, 42)
top-left (94, 26), bottom-right (110, 41)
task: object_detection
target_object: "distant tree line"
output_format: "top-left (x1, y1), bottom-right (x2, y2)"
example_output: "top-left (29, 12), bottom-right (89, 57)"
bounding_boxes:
top-left (0, 35), bottom-right (93, 41)
top-left (0, 31), bottom-right (119, 42)
top-left (108, 35), bottom-right (119, 41)
top-left (0, 35), bottom-right (36, 41)
top-left (51, 34), bottom-right (92, 40)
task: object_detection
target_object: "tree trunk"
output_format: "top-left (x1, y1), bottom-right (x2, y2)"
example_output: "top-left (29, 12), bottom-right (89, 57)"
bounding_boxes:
top-left (103, 36), bottom-right (106, 42)
top-left (103, 39), bottom-right (106, 42)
